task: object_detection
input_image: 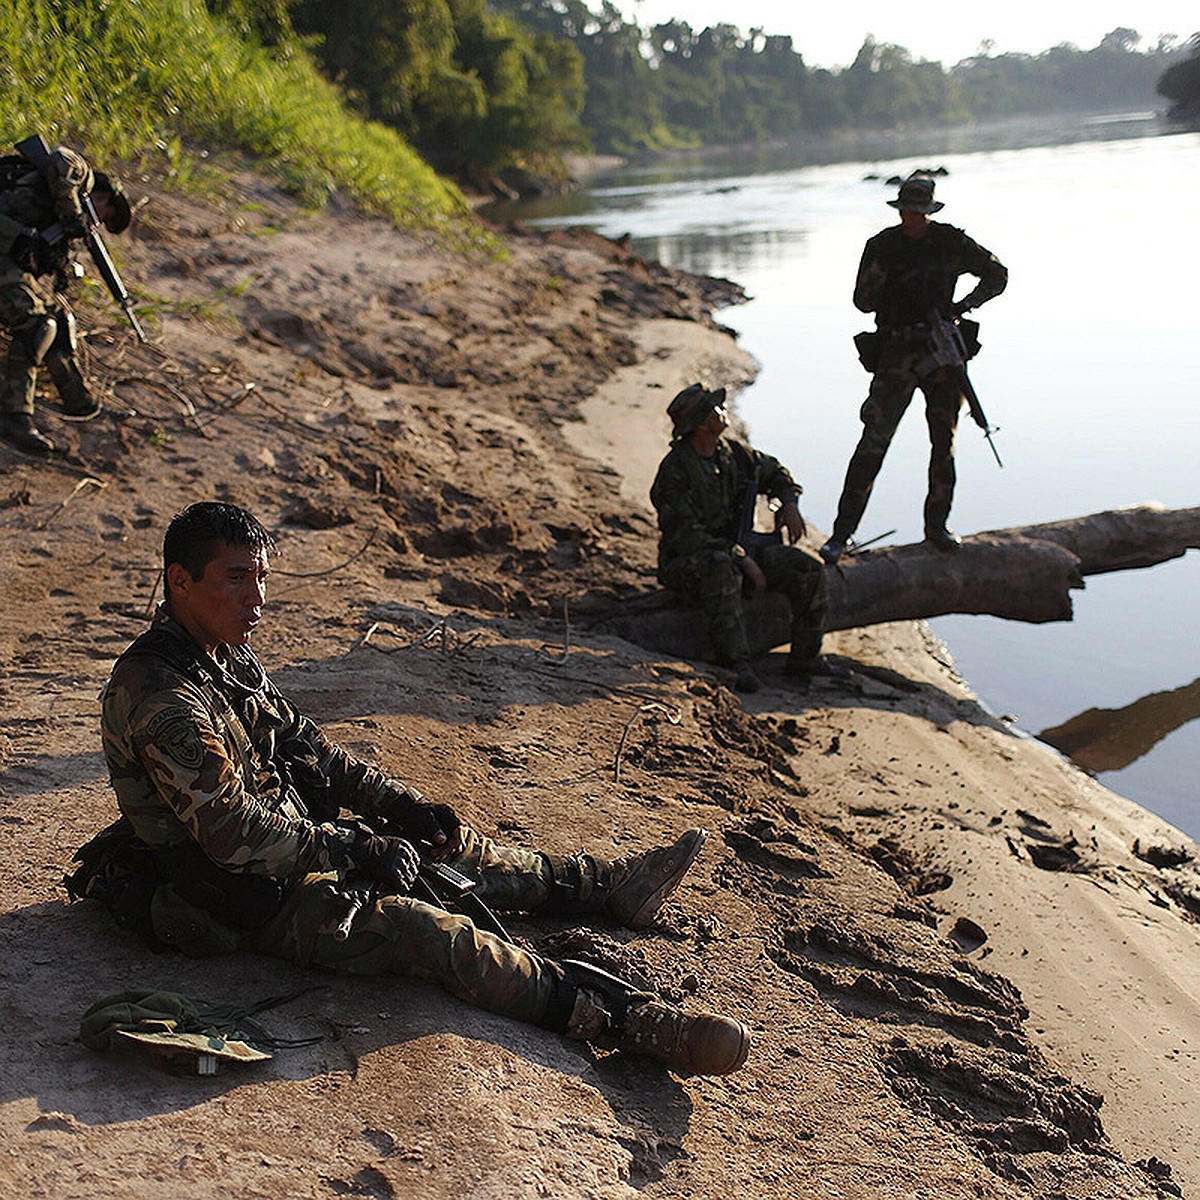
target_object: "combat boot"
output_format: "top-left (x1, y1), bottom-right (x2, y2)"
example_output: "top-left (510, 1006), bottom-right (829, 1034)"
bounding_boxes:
top-left (616, 997), bottom-right (750, 1075)
top-left (543, 829), bottom-right (707, 930)
top-left (0, 411), bottom-right (54, 455)
top-left (604, 827), bottom-right (707, 929)
top-left (560, 968), bottom-right (750, 1076)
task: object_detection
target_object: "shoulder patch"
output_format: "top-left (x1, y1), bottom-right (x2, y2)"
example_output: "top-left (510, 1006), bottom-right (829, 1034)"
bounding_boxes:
top-left (145, 706), bottom-right (207, 772)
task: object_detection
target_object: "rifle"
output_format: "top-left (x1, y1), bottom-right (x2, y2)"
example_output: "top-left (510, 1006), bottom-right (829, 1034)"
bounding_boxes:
top-left (14, 134), bottom-right (146, 342)
top-left (330, 856), bottom-right (512, 944)
top-left (914, 311), bottom-right (1002, 468)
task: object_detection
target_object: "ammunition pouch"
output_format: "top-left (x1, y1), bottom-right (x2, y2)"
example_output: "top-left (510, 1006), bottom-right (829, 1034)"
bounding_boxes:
top-left (64, 818), bottom-right (166, 949)
top-left (65, 817), bottom-right (286, 954)
top-left (853, 330), bottom-right (881, 373)
top-left (959, 318), bottom-right (981, 360)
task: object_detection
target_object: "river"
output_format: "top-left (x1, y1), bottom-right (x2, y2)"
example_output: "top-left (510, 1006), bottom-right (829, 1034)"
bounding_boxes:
top-left (487, 115), bottom-right (1200, 840)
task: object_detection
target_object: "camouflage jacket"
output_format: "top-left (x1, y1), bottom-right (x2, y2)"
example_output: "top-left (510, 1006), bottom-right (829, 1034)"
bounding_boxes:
top-left (100, 610), bottom-right (423, 881)
top-left (650, 437), bottom-right (801, 575)
top-left (853, 221), bottom-right (1007, 332)
top-left (0, 145), bottom-right (92, 265)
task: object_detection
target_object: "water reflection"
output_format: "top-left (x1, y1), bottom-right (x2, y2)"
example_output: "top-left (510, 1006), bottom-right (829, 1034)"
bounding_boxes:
top-left (1038, 679), bottom-right (1200, 775)
top-left (630, 229), bottom-right (807, 279)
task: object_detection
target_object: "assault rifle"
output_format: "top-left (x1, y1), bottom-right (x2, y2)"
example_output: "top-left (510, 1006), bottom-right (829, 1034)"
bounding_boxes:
top-left (332, 856), bottom-right (512, 943)
top-left (914, 312), bottom-right (1002, 468)
top-left (14, 134), bottom-right (146, 342)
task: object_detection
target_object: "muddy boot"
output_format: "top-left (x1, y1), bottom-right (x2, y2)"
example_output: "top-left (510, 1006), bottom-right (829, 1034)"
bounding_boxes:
top-left (0, 411), bottom-right (54, 455)
top-left (605, 829), bottom-right (706, 928)
top-left (616, 997), bottom-right (750, 1075)
top-left (543, 829), bottom-right (707, 930)
top-left (562, 973), bottom-right (750, 1076)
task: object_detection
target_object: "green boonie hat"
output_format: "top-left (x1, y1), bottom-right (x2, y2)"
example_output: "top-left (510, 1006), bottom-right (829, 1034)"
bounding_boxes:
top-left (668, 383), bottom-right (726, 440)
top-left (888, 175), bottom-right (943, 214)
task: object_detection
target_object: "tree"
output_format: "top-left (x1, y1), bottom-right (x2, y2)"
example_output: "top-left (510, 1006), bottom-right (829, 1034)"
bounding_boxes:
top-left (1158, 34), bottom-right (1200, 119)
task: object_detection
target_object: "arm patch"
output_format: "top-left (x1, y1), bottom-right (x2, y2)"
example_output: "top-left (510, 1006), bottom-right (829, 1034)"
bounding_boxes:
top-left (145, 706), bottom-right (207, 772)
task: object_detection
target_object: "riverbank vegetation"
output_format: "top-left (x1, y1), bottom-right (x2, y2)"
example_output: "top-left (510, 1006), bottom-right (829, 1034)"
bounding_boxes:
top-left (3, 0), bottom-right (1193, 225)
top-left (0, 0), bottom-right (469, 233)
top-left (1157, 34), bottom-right (1200, 120)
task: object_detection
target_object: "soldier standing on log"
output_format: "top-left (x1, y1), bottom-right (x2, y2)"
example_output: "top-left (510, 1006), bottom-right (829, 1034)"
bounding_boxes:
top-left (820, 175), bottom-right (1007, 564)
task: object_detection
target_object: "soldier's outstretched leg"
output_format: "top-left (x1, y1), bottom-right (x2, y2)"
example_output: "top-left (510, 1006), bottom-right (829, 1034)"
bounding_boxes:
top-left (821, 357), bottom-right (917, 563)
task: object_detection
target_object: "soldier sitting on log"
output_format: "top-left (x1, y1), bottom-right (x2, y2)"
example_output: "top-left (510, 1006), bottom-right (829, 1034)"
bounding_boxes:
top-left (649, 383), bottom-right (843, 693)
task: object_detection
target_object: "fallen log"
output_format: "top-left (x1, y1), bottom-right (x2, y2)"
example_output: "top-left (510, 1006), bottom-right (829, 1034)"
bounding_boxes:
top-left (592, 504), bottom-right (1200, 661)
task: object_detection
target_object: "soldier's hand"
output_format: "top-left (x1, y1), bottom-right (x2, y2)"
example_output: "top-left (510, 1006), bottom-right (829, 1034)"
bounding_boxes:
top-left (11, 232), bottom-right (53, 276)
top-left (776, 500), bottom-right (806, 544)
top-left (739, 555), bottom-right (767, 594)
top-left (352, 833), bottom-right (421, 893)
top-left (407, 802), bottom-right (465, 862)
top-left (61, 212), bottom-right (88, 240)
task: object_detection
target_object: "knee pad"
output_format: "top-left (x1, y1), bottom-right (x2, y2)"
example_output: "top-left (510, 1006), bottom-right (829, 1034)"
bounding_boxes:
top-left (48, 306), bottom-right (78, 358)
top-left (18, 314), bottom-right (57, 365)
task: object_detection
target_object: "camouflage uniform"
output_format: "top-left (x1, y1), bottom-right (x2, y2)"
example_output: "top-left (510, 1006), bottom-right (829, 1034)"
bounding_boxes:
top-left (830, 220), bottom-right (1008, 542)
top-left (0, 146), bottom-right (96, 417)
top-left (650, 436), bottom-right (827, 667)
top-left (99, 611), bottom-right (568, 1028)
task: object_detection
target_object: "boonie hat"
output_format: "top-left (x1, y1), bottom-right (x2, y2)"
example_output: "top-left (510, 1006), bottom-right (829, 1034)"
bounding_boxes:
top-left (668, 383), bottom-right (726, 439)
top-left (888, 176), bottom-right (944, 213)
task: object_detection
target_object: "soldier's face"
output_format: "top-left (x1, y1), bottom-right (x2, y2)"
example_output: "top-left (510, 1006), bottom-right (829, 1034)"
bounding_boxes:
top-left (168, 542), bottom-right (269, 652)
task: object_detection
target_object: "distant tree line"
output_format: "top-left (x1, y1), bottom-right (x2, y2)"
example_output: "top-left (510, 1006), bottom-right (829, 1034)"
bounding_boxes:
top-left (1157, 34), bottom-right (1200, 120)
top-left (204, 1), bottom-right (1193, 187)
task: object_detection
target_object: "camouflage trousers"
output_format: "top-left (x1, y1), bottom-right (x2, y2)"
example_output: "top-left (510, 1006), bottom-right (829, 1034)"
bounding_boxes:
top-left (231, 828), bottom-right (557, 1028)
top-left (0, 263), bottom-right (89, 416)
top-left (831, 340), bottom-right (964, 540)
top-left (661, 542), bottom-right (828, 666)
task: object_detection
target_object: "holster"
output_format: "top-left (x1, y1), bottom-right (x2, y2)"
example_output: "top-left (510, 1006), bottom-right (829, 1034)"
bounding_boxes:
top-left (853, 330), bottom-right (881, 372)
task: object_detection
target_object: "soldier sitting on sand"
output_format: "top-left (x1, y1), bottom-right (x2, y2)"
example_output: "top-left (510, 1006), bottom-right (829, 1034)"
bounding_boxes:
top-left (68, 501), bottom-right (750, 1077)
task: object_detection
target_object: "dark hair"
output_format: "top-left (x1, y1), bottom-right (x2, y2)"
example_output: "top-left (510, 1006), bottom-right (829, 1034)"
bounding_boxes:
top-left (163, 503), bottom-right (277, 599)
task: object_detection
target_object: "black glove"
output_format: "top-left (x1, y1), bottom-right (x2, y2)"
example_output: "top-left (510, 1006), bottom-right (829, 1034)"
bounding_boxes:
top-left (10, 231), bottom-right (53, 276)
top-left (60, 212), bottom-right (88, 240)
top-left (351, 833), bottom-right (420, 894)
top-left (375, 787), bottom-right (461, 846)
top-left (402, 802), bottom-right (462, 849)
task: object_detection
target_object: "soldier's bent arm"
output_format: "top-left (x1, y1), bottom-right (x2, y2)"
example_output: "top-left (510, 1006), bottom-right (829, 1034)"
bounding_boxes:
top-left (853, 238), bottom-right (888, 313)
top-left (106, 681), bottom-right (360, 879)
top-left (954, 232), bottom-right (1008, 313)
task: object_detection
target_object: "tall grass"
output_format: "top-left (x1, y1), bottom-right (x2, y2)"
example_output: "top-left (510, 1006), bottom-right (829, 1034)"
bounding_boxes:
top-left (0, 0), bottom-right (477, 238)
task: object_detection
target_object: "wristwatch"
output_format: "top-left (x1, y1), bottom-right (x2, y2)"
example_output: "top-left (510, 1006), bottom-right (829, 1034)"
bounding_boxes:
top-left (730, 544), bottom-right (747, 560)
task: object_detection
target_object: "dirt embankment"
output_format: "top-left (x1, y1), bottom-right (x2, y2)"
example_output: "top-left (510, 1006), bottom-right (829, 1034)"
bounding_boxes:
top-left (1, 169), bottom-right (1197, 1200)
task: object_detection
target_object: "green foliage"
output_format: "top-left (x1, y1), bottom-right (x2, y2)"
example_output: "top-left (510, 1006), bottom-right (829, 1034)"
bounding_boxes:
top-left (491, 4), bottom-right (1188, 153)
top-left (1157, 35), bottom-right (1200, 120)
top-left (0, 0), bottom-right (473, 237)
top-left (290, 0), bottom-right (589, 182)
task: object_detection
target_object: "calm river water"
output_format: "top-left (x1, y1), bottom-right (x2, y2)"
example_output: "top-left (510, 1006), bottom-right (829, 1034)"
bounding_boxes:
top-left (489, 116), bottom-right (1200, 839)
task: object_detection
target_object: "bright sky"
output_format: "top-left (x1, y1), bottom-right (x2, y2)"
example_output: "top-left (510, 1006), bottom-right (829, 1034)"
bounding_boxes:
top-left (618, 1), bottom-right (1199, 69)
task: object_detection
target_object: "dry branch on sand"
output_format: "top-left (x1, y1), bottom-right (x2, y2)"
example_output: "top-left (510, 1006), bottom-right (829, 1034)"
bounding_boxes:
top-left (595, 504), bottom-right (1200, 660)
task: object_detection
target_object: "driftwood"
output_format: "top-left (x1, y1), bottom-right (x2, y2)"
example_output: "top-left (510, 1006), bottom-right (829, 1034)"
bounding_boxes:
top-left (594, 505), bottom-right (1200, 661)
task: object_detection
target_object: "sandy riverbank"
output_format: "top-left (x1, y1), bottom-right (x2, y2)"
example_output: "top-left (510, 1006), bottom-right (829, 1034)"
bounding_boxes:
top-left (575, 323), bottom-right (1200, 1195)
top-left (0, 169), bottom-right (1197, 1199)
